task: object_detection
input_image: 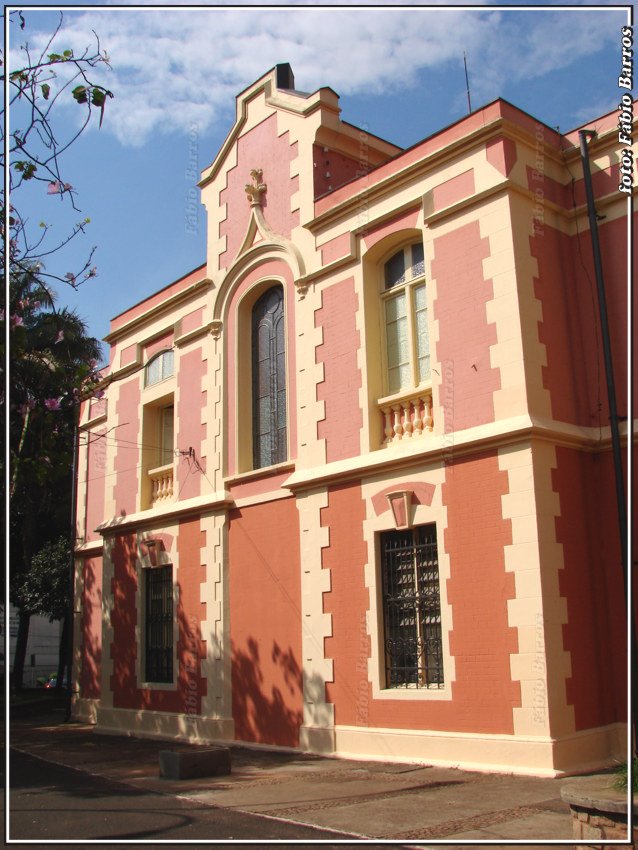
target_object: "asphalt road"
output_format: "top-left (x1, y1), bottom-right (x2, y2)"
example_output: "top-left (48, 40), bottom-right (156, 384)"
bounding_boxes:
top-left (8, 748), bottom-right (368, 845)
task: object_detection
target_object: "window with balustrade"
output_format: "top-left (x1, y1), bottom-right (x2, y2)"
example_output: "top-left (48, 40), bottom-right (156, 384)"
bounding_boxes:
top-left (378, 241), bottom-right (433, 445)
top-left (380, 524), bottom-right (443, 688)
top-left (141, 398), bottom-right (175, 508)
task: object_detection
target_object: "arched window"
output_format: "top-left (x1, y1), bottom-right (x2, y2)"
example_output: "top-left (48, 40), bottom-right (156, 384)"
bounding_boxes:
top-left (382, 242), bottom-right (429, 395)
top-left (145, 349), bottom-right (174, 387)
top-left (252, 286), bottom-right (287, 469)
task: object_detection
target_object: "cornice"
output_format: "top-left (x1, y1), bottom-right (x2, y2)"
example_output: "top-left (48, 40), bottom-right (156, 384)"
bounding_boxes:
top-left (283, 416), bottom-right (629, 494)
top-left (104, 276), bottom-right (212, 345)
top-left (95, 490), bottom-right (234, 537)
top-left (305, 116), bottom-right (512, 234)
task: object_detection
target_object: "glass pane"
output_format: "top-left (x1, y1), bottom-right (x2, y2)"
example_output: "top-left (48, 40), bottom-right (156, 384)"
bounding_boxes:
top-left (410, 242), bottom-right (425, 279)
top-left (252, 286), bottom-right (286, 469)
top-left (161, 350), bottom-right (174, 380)
top-left (385, 293), bottom-right (410, 393)
top-left (384, 249), bottom-right (405, 289)
top-left (414, 284), bottom-right (430, 381)
top-left (146, 358), bottom-right (160, 386)
top-left (161, 406), bottom-right (174, 465)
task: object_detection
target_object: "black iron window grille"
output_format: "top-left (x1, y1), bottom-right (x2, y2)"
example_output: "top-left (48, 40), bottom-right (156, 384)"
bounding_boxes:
top-left (144, 565), bottom-right (173, 683)
top-left (381, 524), bottom-right (444, 688)
top-left (252, 285), bottom-right (287, 469)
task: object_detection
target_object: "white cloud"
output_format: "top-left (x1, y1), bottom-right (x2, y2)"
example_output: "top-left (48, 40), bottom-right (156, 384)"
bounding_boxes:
top-left (12, 5), bottom-right (622, 147)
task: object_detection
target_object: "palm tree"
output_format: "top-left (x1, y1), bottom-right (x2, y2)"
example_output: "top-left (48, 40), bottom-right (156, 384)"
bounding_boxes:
top-left (7, 267), bottom-right (102, 690)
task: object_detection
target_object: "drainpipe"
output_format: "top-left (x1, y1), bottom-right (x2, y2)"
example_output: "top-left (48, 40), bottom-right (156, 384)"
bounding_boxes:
top-left (578, 130), bottom-right (628, 581)
top-left (578, 130), bottom-right (634, 750)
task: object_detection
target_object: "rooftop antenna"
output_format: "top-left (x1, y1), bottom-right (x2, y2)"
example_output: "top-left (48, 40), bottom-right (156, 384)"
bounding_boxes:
top-left (463, 51), bottom-right (472, 114)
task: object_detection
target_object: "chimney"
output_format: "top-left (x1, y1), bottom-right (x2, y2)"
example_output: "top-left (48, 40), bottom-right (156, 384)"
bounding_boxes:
top-left (276, 63), bottom-right (295, 91)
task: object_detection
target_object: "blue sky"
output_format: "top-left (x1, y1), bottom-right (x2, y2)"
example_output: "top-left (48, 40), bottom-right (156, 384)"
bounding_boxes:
top-left (7, 3), bottom-right (630, 357)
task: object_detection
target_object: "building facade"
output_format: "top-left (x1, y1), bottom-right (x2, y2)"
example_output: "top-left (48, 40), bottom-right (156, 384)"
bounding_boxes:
top-left (73, 65), bottom-right (632, 776)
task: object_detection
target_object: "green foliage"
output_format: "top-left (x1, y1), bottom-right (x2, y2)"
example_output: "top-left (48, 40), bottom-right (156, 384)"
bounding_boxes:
top-left (18, 538), bottom-right (70, 621)
top-left (612, 758), bottom-right (638, 792)
top-left (7, 267), bottom-right (103, 603)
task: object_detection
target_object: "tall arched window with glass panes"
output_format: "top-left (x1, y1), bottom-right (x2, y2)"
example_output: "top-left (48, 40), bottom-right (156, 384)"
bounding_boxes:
top-left (251, 285), bottom-right (287, 469)
top-left (382, 242), bottom-right (430, 395)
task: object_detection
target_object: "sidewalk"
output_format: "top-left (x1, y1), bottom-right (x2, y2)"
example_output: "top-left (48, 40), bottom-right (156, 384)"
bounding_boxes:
top-left (9, 708), bottom-right (578, 845)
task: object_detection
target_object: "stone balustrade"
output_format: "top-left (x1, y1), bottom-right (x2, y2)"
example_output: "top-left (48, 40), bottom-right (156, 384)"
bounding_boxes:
top-left (148, 463), bottom-right (174, 504)
top-left (379, 387), bottom-right (434, 446)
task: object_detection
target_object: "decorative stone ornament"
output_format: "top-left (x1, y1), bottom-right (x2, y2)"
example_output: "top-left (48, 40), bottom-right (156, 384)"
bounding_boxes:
top-left (385, 490), bottom-right (414, 529)
top-left (245, 168), bottom-right (267, 207)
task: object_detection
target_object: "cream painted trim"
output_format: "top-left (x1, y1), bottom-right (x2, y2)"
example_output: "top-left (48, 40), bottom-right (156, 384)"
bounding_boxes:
top-left (104, 278), bottom-right (212, 345)
top-left (307, 117), bottom-right (508, 233)
top-left (80, 411), bottom-right (107, 430)
top-left (294, 269), bottom-right (327, 470)
top-left (284, 413), bottom-right (621, 494)
top-left (96, 706), bottom-right (234, 743)
top-left (74, 539), bottom-right (103, 555)
top-left (499, 441), bottom-right (576, 742)
top-left (199, 512), bottom-right (233, 728)
top-left (174, 320), bottom-right (224, 349)
top-left (297, 488), bottom-right (334, 747)
top-left (232, 489), bottom-right (295, 509)
top-left (96, 489), bottom-right (232, 535)
top-left (72, 697), bottom-right (99, 724)
top-left (225, 461), bottom-right (295, 487)
top-left (333, 722), bottom-right (627, 777)
top-left (361, 469), bottom-right (454, 703)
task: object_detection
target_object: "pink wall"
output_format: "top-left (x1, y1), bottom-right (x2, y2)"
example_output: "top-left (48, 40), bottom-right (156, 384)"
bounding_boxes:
top-left (219, 114), bottom-right (299, 270)
top-left (431, 220), bottom-right (500, 431)
top-left (315, 277), bottom-right (362, 463)
top-left (321, 469), bottom-right (519, 735)
top-left (79, 556), bottom-right (102, 699)
top-left (313, 144), bottom-right (367, 198)
top-left (486, 137), bottom-right (517, 177)
top-left (315, 100), bottom-right (547, 216)
top-left (84, 427), bottom-right (106, 542)
top-left (553, 447), bottom-right (626, 729)
top-left (110, 526), bottom-right (205, 714)
top-left (432, 169), bottom-right (475, 210)
top-left (113, 380), bottom-right (140, 517)
top-left (176, 347), bottom-right (207, 501)
top-left (530, 215), bottom-right (630, 426)
top-left (362, 208), bottom-right (420, 252)
top-left (144, 331), bottom-right (174, 362)
top-left (229, 498), bottom-right (303, 747)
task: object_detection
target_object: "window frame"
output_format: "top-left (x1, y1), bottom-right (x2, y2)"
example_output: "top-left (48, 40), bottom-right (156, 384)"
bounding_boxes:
top-left (143, 563), bottom-right (174, 685)
top-left (158, 403), bottom-right (174, 468)
top-left (145, 349), bottom-right (174, 388)
top-left (379, 523), bottom-right (444, 690)
top-left (379, 242), bottom-right (430, 399)
top-left (251, 284), bottom-right (287, 471)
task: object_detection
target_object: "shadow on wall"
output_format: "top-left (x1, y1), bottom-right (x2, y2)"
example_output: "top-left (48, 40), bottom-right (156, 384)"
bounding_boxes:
top-left (79, 557), bottom-right (101, 700)
top-left (232, 637), bottom-right (303, 748)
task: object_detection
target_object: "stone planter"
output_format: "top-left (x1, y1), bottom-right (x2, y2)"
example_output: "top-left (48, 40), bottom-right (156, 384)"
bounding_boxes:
top-left (561, 774), bottom-right (637, 843)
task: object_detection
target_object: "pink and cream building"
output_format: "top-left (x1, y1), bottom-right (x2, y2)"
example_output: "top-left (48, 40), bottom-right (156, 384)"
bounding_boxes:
top-left (73, 65), bottom-right (632, 776)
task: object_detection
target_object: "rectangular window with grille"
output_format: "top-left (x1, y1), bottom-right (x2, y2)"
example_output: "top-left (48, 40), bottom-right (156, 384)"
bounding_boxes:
top-left (144, 565), bottom-right (173, 683)
top-left (380, 524), bottom-right (443, 688)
